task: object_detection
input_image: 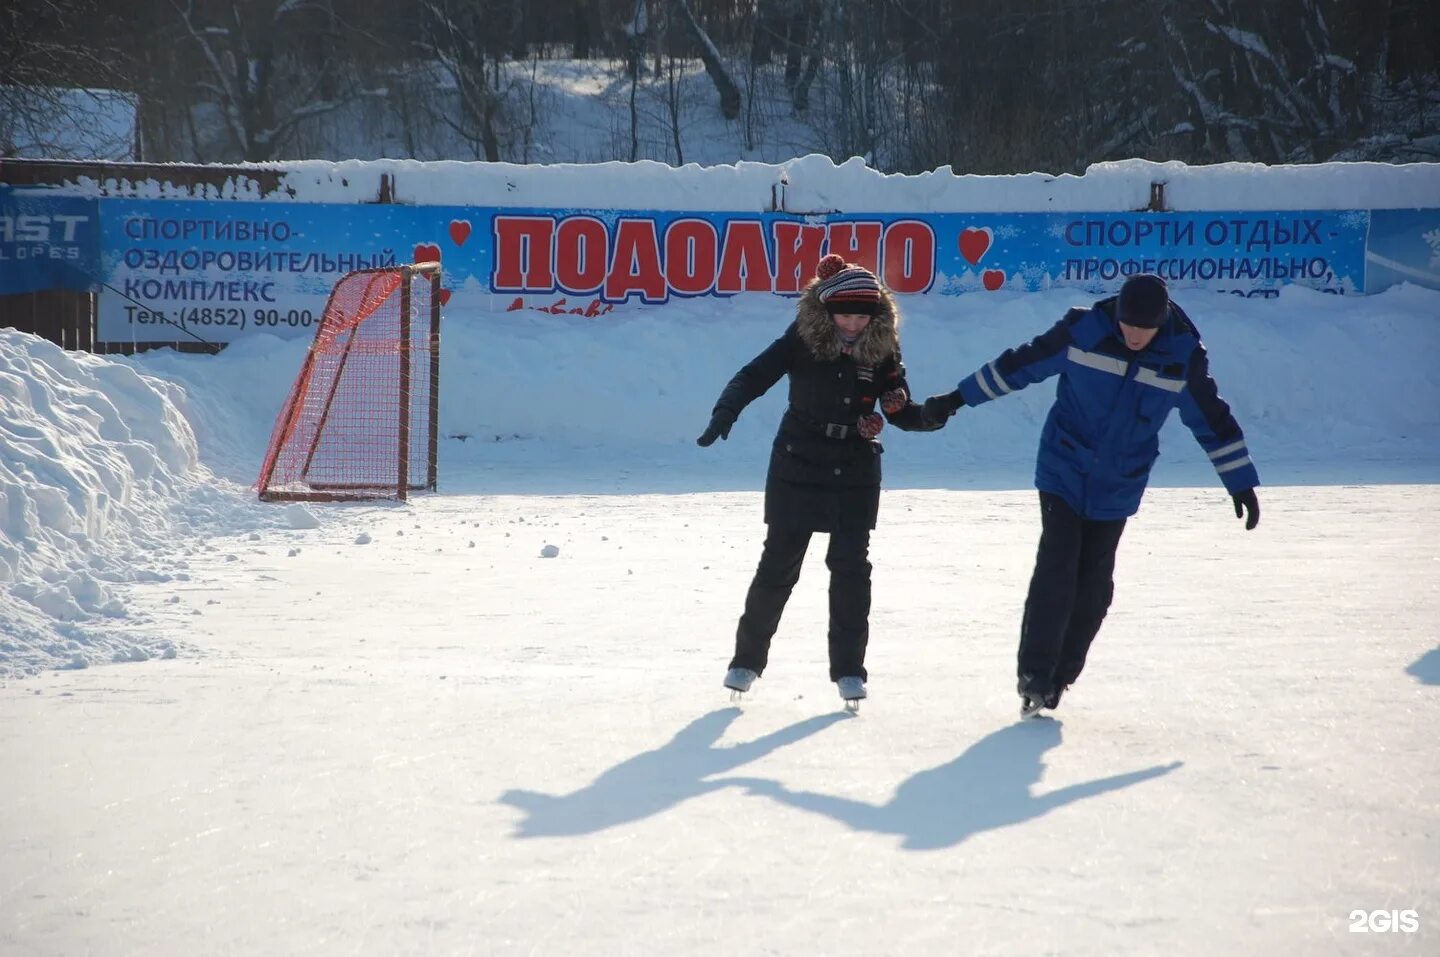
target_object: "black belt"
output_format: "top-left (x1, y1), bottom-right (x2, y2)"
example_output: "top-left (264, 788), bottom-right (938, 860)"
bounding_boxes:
top-left (787, 410), bottom-right (857, 440)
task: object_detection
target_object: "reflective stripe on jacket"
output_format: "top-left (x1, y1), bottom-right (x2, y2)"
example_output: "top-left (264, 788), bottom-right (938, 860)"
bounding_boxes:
top-left (957, 297), bottom-right (1260, 520)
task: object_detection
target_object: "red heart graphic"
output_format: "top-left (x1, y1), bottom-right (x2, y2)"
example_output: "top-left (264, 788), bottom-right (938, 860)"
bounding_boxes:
top-left (437, 288), bottom-right (452, 306)
top-left (448, 220), bottom-right (471, 247)
top-left (959, 227), bottom-right (992, 265)
top-left (414, 243), bottom-right (441, 264)
top-left (982, 269), bottom-right (1005, 291)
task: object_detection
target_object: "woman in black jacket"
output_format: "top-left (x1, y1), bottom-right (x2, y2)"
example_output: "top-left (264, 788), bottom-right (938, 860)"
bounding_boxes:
top-left (696, 253), bottom-right (945, 709)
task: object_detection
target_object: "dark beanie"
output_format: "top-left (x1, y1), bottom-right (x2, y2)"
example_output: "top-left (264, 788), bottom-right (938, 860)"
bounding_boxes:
top-left (1116, 274), bottom-right (1169, 328)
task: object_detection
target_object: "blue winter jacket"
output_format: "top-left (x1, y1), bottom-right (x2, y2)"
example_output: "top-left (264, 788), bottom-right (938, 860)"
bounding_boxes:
top-left (957, 297), bottom-right (1260, 520)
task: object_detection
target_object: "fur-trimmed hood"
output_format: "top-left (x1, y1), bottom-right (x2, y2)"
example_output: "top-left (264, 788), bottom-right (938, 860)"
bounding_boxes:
top-left (794, 279), bottom-right (901, 367)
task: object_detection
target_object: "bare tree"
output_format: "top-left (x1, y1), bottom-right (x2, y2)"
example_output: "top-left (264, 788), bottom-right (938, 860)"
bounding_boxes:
top-left (571, 0), bottom-right (598, 58)
top-left (672, 0), bottom-right (740, 119)
top-left (787, 0), bottom-right (826, 114)
top-left (659, 3), bottom-right (686, 162)
top-left (663, 54), bottom-right (686, 163)
top-left (1347, 0), bottom-right (1440, 160)
top-left (11, 0), bottom-right (1433, 168)
top-left (0, 0), bottom-right (137, 158)
top-left (416, 0), bottom-right (513, 161)
top-left (1148, 0), bottom-right (1365, 162)
top-left (625, 0), bottom-right (647, 160)
top-left (167, 0), bottom-right (360, 161)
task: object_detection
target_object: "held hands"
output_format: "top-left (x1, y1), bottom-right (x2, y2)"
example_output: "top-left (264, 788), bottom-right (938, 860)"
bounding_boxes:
top-left (696, 413), bottom-right (734, 447)
top-left (921, 389), bottom-right (965, 427)
top-left (1231, 488), bottom-right (1260, 530)
top-left (857, 412), bottom-right (885, 440)
top-left (879, 388), bottom-right (908, 415)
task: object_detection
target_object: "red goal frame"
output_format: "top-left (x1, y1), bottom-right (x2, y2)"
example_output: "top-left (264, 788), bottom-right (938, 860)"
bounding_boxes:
top-left (256, 262), bottom-right (441, 502)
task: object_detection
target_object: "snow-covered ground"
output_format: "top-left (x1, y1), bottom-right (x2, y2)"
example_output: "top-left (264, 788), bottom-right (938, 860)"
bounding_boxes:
top-left (5, 279), bottom-right (1437, 675)
top-left (2, 482), bottom-right (1436, 955)
top-left (1, 268), bottom-right (1437, 952)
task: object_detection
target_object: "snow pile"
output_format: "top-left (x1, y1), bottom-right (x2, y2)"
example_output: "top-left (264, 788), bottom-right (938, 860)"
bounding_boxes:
top-left (116, 333), bottom-right (309, 483)
top-left (0, 330), bottom-right (257, 677)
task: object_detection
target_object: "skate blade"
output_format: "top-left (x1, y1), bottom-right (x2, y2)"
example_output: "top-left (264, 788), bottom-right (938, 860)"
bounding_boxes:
top-left (729, 689), bottom-right (745, 703)
top-left (843, 699), bottom-right (861, 714)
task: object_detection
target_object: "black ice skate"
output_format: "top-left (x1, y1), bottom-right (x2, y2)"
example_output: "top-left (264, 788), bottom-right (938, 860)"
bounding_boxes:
top-left (1017, 673), bottom-right (1052, 719)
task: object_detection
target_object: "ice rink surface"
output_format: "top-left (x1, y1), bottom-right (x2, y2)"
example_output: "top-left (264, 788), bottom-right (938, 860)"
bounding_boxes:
top-left (3, 483), bottom-right (1435, 956)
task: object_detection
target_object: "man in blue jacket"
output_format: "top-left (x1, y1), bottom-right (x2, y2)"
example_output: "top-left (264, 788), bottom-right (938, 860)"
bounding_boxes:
top-left (923, 274), bottom-right (1260, 718)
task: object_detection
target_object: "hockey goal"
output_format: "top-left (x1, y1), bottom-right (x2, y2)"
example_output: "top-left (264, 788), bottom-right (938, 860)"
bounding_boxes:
top-left (257, 262), bottom-right (441, 502)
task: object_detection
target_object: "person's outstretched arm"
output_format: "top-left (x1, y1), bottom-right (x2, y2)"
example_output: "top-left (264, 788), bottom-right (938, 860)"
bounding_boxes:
top-left (922, 312), bottom-right (1079, 424)
top-left (697, 324), bottom-right (796, 446)
top-left (877, 351), bottom-right (944, 432)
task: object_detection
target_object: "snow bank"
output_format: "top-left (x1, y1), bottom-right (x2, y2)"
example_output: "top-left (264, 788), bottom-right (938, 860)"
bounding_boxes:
top-left (0, 330), bottom-right (266, 677)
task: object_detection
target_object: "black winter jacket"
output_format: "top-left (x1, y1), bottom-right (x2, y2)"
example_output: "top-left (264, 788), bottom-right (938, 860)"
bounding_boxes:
top-left (711, 283), bottom-right (938, 532)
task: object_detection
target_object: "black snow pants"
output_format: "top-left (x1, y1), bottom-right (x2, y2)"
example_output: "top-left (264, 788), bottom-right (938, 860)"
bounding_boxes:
top-left (1017, 492), bottom-right (1128, 693)
top-left (729, 524), bottom-right (872, 682)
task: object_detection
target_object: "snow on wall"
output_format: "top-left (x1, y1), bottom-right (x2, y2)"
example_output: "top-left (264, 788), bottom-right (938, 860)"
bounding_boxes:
top-left (38, 155), bottom-right (1440, 212)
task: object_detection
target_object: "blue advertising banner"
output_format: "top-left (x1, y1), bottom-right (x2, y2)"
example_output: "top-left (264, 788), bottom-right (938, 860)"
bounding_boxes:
top-left (75, 197), bottom-right (1423, 344)
top-left (488, 208), bottom-right (1368, 306)
top-left (932, 210), bottom-right (1367, 298)
top-left (0, 187), bottom-right (101, 295)
top-left (1365, 208), bottom-right (1440, 293)
top-left (98, 199), bottom-right (493, 342)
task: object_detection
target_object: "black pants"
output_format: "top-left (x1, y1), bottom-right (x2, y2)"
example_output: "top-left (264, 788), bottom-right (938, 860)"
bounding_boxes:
top-left (1018, 492), bottom-right (1127, 693)
top-left (730, 524), bottom-right (872, 682)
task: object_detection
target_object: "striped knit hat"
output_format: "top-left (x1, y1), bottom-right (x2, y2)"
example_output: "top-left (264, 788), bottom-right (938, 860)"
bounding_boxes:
top-left (814, 253), bottom-right (883, 314)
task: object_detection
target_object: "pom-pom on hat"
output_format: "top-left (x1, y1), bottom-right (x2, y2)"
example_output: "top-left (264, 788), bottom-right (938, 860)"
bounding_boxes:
top-left (1116, 273), bottom-right (1169, 329)
top-left (814, 253), bottom-right (883, 315)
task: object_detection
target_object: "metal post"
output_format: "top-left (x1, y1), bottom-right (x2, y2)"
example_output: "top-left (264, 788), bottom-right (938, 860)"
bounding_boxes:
top-left (397, 266), bottom-right (413, 502)
top-left (426, 268), bottom-right (441, 492)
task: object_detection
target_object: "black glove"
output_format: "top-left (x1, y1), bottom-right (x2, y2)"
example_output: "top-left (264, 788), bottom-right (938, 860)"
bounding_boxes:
top-left (1231, 488), bottom-right (1259, 530)
top-left (696, 413), bottom-right (734, 447)
top-left (921, 389), bottom-right (965, 427)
